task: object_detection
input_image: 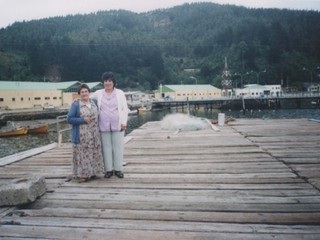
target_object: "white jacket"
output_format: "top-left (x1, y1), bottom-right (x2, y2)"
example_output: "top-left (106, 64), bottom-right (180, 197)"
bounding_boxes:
top-left (92, 88), bottom-right (129, 129)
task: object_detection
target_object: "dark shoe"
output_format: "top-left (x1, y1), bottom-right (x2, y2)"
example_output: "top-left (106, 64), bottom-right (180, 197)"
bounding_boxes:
top-left (104, 171), bottom-right (113, 178)
top-left (115, 171), bottom-right (124, 178)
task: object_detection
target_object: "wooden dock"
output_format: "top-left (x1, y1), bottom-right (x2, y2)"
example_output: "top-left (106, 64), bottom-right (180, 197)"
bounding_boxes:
top-left (1, 119), bottom-right (320, 239)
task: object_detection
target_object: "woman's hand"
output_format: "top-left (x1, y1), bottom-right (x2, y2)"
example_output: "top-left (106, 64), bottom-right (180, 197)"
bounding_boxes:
top-left (83, 117), bottom-right (91, 124)
top-left (120, 124), bottom-right (127, 131)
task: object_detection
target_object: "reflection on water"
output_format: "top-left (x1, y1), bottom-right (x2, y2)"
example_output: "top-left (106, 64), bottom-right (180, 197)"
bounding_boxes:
top-left (1, 108), bottom-right (319, 158)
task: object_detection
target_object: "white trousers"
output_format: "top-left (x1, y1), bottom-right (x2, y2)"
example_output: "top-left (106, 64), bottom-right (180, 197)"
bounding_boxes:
top-left (100, 131), bottom-right (124, 172)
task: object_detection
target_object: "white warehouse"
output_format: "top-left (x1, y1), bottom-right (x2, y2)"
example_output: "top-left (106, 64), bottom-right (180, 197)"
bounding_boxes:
top-left (234, 84), bottom-right (282, 98)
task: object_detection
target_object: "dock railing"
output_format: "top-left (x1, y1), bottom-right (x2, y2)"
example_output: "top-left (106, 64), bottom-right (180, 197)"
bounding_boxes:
top-left (56, 115), bottom-right (71, 147)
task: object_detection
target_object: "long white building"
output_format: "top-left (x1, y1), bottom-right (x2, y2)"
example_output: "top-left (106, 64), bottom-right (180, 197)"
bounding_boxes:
top-left (0, 81), bottom-right (103, 110)
top-left (234, 84), bottom-right (282, 98)
top-left (154, 84), bottom-right (221, 100)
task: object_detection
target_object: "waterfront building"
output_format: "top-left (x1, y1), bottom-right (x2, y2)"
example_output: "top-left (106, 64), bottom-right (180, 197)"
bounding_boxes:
top-left (234, 84), bottom-right (282, 98)
top-left (302, 82), bottom-right (320, 93)
top-left (125, 91), bottom-right (152, 103)
top-left (154, 84), bottom-right (221, 100)
top-left (124, 91), bottom-right (153, 109)
top-left (0, 81), bottom-right (102, 110)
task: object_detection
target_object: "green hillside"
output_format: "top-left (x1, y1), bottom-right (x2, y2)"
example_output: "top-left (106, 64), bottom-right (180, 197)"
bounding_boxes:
top-left (0, 3), bottom-right (319, 90)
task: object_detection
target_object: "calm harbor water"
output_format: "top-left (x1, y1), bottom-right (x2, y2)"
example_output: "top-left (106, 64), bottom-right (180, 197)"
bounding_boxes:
top-left (0, 107), bottom-right (319, 158)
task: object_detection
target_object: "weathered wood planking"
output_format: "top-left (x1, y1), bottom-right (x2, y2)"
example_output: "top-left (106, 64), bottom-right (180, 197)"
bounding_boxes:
top-left (0, 143), bottom-right (58, 166)
top-left (228, 118), bottom-right (320, 189)
top-left (1, 225), bottom-right (319, 240)
top-left (0, 119), bottom-right (320, 239)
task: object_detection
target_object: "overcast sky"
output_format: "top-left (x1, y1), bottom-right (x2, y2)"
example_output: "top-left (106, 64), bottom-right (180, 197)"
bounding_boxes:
top-left (0, 0), bottom-right (319, 28)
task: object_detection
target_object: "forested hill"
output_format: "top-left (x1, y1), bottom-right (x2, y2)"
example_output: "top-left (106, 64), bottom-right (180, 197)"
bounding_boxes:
top-left (0, 2), bottom-right (319, 91)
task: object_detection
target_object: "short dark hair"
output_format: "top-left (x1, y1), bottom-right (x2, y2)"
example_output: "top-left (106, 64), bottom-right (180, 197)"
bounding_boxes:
top-left (77, 83), bottom-right (90, 94)
top-left (101, 71), bottom-right (114, 81)
top-left (101, 71), bottom-right (116, 87)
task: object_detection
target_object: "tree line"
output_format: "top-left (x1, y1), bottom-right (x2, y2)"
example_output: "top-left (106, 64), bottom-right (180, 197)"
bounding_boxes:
top-left (0, 2), bottom-right (319, 91)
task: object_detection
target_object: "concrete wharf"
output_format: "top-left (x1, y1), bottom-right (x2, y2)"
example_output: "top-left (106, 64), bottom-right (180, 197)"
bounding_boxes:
top-left (152, 93), bottom-right (320, 110)
top-left (0, 119), bottom-right (320, 239)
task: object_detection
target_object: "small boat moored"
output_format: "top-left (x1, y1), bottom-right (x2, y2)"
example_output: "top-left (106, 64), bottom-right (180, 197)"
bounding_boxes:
top-left (0, 127), bottom-right (28, 137)
top-left (128, 109), bottom-right (138, 116)
top-left (2, 120), bottom-right (49, 136)
top-left (311, 99), bottom-right (320, 107)
top-left (27, 125), bottom-right (49, 134)
top-left (138, 105), bottom-right (152, 113)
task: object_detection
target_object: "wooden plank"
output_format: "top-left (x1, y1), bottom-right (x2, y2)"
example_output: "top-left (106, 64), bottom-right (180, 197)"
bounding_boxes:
top-left (1, 225), bottom-right (318, 240)
top-left (53, 182), bottom-right (315, 190)
top-left (0, 143), bottom-right (58, 166)
top-left (51, 187), bottom-right (320, 197)
top-left (28, 199), bottom-right (320, 212)
top-left (3, 217), bottom-right (320, 234)
top-left (15, 208), bottom-right (320, 224)
top-left (0, 119), bottom-right (320, 239)
top-left (38, 193), bottom-right (320, 204)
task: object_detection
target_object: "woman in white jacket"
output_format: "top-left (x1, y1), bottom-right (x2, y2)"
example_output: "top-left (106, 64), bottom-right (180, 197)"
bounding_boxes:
top-left (92, 72), bottom-right (129, 178)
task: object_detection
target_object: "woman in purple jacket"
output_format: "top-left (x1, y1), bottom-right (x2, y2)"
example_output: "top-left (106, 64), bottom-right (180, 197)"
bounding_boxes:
top-left (91, 72), bottom-right (129, 179)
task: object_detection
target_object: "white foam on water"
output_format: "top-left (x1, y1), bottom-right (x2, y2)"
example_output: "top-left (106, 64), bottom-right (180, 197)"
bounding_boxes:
top-left (160, 113), bottom-right (210, 131)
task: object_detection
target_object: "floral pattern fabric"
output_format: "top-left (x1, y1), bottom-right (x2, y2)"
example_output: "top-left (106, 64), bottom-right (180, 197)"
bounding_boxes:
top-left (72, 100), bottom-right (104, 178)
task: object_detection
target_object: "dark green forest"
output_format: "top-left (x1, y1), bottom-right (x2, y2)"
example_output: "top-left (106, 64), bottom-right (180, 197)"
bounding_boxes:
top-left (0, 2), bottom-right (320, 91)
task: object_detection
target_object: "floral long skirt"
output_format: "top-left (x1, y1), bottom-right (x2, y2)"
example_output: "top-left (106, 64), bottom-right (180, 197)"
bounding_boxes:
top-left (72, 144), bottom-right (104, 178)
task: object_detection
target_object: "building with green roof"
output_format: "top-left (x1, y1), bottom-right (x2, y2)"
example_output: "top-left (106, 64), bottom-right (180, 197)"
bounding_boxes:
top-left (154, 84), bottom-right (221, 100)
top-left (0, 81), bottom-right (103, 110)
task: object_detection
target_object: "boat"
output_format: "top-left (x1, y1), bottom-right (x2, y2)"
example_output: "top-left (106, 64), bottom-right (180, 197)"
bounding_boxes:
top-left (128, 109), bottom-right (138, 116)
top-left (311, 100), bottom-right (320, 106)
top-left (0, 127), bottom-right (28, 137)
top-left (6, 120), bottom-right (49, 134)
top-left (211, 119), bottom-right (218, 125)
top-left (27, 125), bottom-right (49, 134)
top-left (138, 105), bottom-right (152, 113)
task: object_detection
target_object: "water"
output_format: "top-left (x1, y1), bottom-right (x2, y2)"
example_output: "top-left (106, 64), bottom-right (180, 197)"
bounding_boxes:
top-left (0, 108), bottom-right (319, 158)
